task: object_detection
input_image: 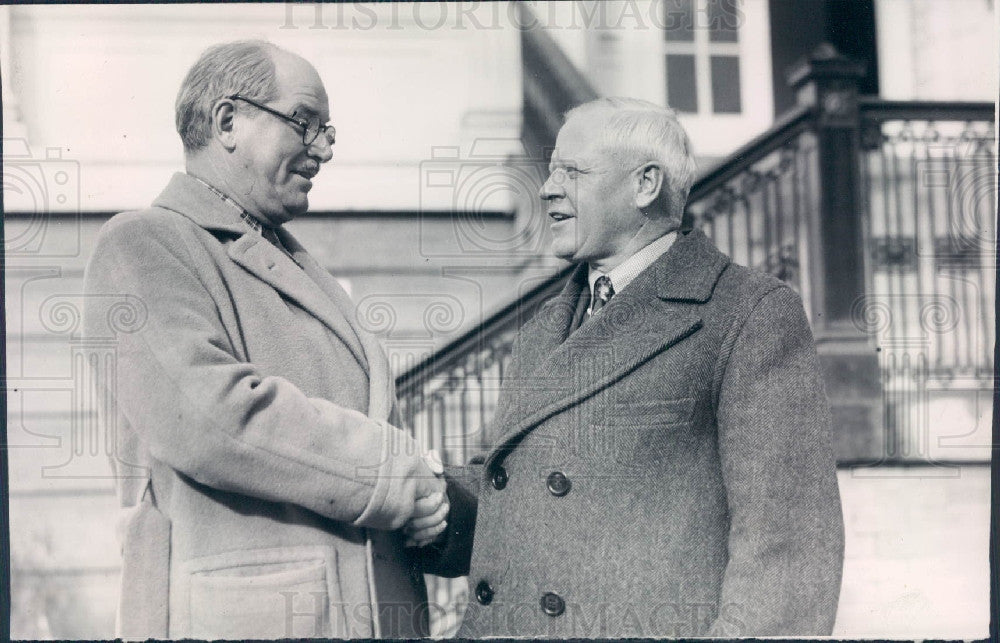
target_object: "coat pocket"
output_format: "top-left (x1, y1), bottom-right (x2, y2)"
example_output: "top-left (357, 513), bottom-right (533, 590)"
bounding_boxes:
top-left (606, 398), bottom-right (695, 426)
top-left (176, 546), bottom-right (343, 639)
top-left (582, 398), bottom-right (697, 468)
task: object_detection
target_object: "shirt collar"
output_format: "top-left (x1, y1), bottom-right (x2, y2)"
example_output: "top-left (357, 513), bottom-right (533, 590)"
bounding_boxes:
top-left (588, 231), bottom-right (678, 296)
top-left (187, 173), bottom-right (268, 234)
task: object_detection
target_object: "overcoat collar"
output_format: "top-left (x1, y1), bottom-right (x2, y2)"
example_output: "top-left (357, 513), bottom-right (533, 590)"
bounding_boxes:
top-left (151, 173), bottom-right (394, 422)
top-left (485, 229), bottom-right (730, 465)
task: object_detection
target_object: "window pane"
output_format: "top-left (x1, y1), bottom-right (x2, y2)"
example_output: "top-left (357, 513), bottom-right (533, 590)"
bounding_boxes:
top-left (663, 0), bottom-right (694, 42)
top-left (708, 0), bottom-right (740, 42)
top-left (666, 54), bottom-right (698, 113)
top-left (710, 55), bottom-right (742, 113)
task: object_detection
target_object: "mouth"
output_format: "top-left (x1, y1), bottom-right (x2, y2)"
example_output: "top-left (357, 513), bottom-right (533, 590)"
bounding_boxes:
top-left (292, 167), bottom-right (319, 181)
top-left (548, 212), bottom-right (574, 222)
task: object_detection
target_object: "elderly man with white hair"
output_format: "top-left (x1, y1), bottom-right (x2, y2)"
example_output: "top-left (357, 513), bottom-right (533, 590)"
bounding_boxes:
top-left (409, 97), bottom-right (845, 637)
top-left (83, 40), bottom-right (447, 639)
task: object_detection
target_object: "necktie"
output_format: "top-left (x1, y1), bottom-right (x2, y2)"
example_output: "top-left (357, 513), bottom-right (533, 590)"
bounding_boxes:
top-left (590, 275), bottom-right (615, 315)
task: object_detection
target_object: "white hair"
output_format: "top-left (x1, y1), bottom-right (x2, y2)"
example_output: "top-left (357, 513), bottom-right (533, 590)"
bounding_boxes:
top-left (566, 97), bottom-right (698, 219)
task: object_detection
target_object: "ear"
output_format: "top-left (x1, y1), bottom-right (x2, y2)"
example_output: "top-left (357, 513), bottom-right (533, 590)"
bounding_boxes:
top-left (634, 162), bottom-right (664, 210)
top-left (210, 98), bottom-right (238, 151)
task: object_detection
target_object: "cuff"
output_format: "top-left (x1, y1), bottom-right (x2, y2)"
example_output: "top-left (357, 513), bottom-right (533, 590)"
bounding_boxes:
top-left (351, 421), bottom-right (423, 530)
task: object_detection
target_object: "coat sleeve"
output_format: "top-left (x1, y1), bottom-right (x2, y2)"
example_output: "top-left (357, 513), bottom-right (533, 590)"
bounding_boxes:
top-left (83, 214), bottom-right (427, 530)
top-left (710, 285), bottom-right (845, 636)
top-left (410, 461), bottom-right (481, 577)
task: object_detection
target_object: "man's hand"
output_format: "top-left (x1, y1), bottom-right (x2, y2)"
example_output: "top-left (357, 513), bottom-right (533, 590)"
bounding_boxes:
top-left (404, 451), bottom-right (449, 548)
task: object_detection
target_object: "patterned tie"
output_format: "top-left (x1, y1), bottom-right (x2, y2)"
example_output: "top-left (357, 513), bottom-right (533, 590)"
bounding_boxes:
top-left (590, 275), bottom-right (615, 315)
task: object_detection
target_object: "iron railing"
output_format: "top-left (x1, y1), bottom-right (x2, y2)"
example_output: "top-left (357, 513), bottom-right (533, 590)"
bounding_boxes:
top-left (396, 269), bottom-right (571, 467)
top-left (858, 99), bottom-right (995, 376)
top-left (856, 99), bottom-right (995, 461)
top-left (684, 104), bottom-right (818, 307)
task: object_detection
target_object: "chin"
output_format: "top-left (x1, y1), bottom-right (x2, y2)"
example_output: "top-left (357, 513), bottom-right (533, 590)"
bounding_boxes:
top-left (284, 200), bottom-right (310, 218)
top-left (550, 244), bottom-right (576, 262)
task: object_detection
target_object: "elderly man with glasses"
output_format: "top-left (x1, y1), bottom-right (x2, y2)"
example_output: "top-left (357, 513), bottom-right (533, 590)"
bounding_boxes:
top-left (83, 40), bottom-right (447, 639)
top-left (412, 98), bottom-right (844, 637)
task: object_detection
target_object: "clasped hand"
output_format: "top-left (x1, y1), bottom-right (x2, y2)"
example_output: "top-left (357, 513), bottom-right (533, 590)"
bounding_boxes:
top-left (404, 449), bottom-right (449, 548)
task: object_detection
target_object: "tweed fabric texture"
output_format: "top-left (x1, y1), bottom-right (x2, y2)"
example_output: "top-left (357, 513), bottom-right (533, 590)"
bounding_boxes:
top-left (420, 228), bottom-right (844, 637)
top-left (83, 173), bottom-right (430, 639)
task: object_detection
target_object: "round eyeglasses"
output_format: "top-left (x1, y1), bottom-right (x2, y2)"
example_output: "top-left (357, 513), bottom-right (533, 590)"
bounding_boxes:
top-left (227, 94), bottom-right (336, 147)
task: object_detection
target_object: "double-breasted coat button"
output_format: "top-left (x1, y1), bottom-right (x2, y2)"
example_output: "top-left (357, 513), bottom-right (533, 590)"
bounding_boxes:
top-left (540, 591), bottom-right (565, 616)
top-left (546, 471), bottom-right (571, 496)
top-left (491, 466), bottom-right (508, 490)
top-left (475, 580), bottom-right (495, 605)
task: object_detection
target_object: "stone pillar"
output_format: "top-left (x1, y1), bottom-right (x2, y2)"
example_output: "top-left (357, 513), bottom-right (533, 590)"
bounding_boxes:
top-left (788, 42), bottom-right (868, 332)
top-left (787, 44), bottom-right (883, 462)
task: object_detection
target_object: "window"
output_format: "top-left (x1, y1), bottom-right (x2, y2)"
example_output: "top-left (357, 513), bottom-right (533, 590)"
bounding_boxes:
top-left (664, 0), bottom-right (743, 115)
top-left (666, 54), bottom-right (698, 113)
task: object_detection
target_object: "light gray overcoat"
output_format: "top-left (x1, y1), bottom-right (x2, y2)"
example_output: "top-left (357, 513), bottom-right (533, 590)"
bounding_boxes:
top-left (422, 228), bottom-right (845, 637)
top-left (83, 173), bottom-right (430, 639)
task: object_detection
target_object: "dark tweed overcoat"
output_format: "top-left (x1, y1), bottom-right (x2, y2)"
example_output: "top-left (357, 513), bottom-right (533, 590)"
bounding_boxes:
top-left (422, 229), bottom-right (845, 637)
top-left (83, 173), bottom-right (430, 639)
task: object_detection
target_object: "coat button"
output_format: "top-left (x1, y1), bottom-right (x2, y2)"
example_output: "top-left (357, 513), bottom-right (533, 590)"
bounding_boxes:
top-left (491, 466), bottom-right (508, 490)
top-left (540, 591), bottom-right (565, 616)
top-left (546, 471), bottom-right (571, 497)
top-left (475, 580), bottom-right (495, 605)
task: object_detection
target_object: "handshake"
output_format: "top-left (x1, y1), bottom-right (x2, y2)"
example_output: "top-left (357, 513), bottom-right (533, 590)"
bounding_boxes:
top-left (403, 449), bottom-right (449, 548)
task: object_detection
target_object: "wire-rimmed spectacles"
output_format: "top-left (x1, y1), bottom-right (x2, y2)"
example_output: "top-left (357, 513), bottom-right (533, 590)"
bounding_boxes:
top-left (227, 94), bottom-right (336, 147)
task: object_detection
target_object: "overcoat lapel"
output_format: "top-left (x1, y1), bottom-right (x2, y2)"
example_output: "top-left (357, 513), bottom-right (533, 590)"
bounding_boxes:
top-left (226, 235), bottom-right (371, 377)
top-left (486, 268), bottom-right (585, 431)
top-left (486, 229), bottom-right (729, 466)
top-left (153, 174), bottom-right (384, 412)
top-left (509, 269), bottom-right (586, 377)
top-left (281, 231), bottom-right (395, 422)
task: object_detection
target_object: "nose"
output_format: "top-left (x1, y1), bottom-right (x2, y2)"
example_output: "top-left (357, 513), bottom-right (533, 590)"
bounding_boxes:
top-left (539, 169), bottom-right (564, 201)
top-left (308, 135), bottom-right (334, 163)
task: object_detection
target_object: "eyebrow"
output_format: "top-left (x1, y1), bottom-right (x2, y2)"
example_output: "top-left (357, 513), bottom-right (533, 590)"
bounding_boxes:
top-left (549, 160), bottom-right (586, 171)
top-left (290, 104), bottom-right (328, 122)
